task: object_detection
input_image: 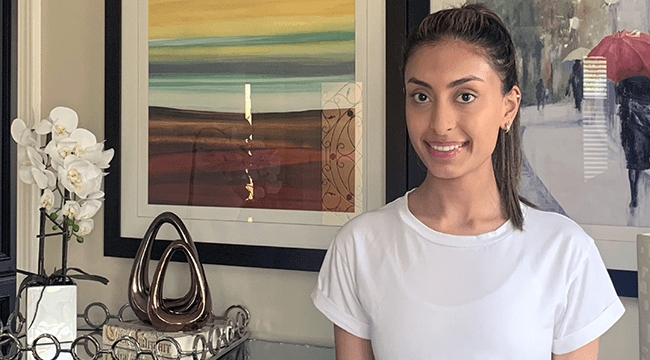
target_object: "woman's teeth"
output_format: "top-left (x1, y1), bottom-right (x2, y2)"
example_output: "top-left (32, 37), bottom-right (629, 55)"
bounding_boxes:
top-left (431, 143), bottom-right (463, 152)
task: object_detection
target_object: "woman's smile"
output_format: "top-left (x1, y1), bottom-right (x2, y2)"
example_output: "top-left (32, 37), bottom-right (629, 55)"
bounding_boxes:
top-left (426, 141), bottom-right (469, 160)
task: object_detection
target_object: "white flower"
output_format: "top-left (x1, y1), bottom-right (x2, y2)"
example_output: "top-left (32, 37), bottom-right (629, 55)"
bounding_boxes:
top-left (77, 200), bottom-right (102, 220)
top-left (39, 189), bottom-right (55, 211)
top-left (46, 129), bottom-right (109, 170)
top-left (18, 146), bottom-right (56, 189)
top-left (96, 148), bottom-right (115, 169)
top-left (59, 155), bottom-right (103, 198)
top-left (76, 219), bottom-right (94, 236)
top-left (44, 137), bottom-right (76, 171)
top-left (86, 191), bottom-right (105, 200)
top-left (34, 106), bottom-right (79, 141)
top-left (70, 128), bottom-right (104, 164)
top-left (11, 118), bottom-right (37, 147)
top-left (62, 200), bottom-right (81, 219)
top-left (10, 106), bottom-right (113, 240)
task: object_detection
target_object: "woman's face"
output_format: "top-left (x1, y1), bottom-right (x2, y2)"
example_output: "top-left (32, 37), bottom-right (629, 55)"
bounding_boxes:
top-left (404, 40), bottom-right (519, 182)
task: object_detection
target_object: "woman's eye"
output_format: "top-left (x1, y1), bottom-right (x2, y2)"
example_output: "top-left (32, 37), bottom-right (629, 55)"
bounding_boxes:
top-left (456, 93), bottom-right (476, 103)
top-left (413, 93), bottom-right (429, 103)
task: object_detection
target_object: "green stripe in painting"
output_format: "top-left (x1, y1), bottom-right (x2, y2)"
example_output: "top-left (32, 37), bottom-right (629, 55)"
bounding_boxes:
top-left (149, 31), bottom-right (355, 48)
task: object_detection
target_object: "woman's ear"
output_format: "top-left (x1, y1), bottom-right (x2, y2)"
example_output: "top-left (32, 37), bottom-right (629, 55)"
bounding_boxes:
top-left (502, 86), bottom-right (521, 128)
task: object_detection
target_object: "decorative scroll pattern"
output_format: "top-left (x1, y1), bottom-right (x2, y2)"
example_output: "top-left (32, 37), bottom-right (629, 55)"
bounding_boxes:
top-left (321, 82), bottom-right (362, 213)
top-left (0, 303), bottom-right (250, 360)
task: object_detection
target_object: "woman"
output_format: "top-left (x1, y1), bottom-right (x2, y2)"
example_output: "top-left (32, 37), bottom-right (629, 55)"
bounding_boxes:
top-left (615, 75), bottom-right (650, 208)
top-left (566, 59), bottom-right (584, 112)
top-left (536, 78), bottom-right (546, 111)
top-left (311, 4), bottom-right (624, 359)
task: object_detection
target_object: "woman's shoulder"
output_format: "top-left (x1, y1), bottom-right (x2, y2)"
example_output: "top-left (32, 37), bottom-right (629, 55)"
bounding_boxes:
top-left (330, 195), bottom-right (407, 251)
top-left (521, 204), bottom-right (594, 248)
top-left (339, 195), bottom-right (406, 234)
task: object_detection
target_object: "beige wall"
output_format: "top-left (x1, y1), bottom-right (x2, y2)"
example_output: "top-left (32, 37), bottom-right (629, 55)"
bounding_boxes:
top-left (38, 0), bottom-right (640, 358)
top-left (40, 0), bottom-right (333, 347)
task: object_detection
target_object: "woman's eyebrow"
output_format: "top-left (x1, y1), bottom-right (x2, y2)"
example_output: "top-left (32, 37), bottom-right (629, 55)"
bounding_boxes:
top-left (406, 75), bottom-right (484, 89)
top-left (406, 77), bottom-right (432, 89)
top-left (447, 75), bottom-right (484, 88)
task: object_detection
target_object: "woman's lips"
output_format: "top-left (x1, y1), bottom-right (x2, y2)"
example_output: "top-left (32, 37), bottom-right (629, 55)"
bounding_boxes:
top-left (425, 141), bottom-right (468, 160)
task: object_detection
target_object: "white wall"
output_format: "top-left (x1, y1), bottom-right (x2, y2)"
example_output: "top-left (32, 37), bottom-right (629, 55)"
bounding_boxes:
top-left (35, 1), bottom-right (641, 358)
top-left (39, 0), bottom-right (334, 347)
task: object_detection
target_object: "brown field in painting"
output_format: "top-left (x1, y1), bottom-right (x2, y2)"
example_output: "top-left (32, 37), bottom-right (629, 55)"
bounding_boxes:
top-left (148, 106), bottom-right (323, 210)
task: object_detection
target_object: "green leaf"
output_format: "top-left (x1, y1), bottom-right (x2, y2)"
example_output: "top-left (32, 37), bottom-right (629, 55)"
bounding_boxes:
top-left (76, 235), bottom-right (84, 243)
top-left (52, 225), bottom-right (57, 230)
top-left (49, 212), bottom-right (58, 220)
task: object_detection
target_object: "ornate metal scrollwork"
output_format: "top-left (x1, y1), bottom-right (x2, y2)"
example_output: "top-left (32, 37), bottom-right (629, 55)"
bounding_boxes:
top-left (128, 212), bottom-right (212, 332)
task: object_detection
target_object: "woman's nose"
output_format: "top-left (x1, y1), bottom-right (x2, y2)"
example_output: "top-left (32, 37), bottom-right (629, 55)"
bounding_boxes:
top-left (429, 102), bottom-right (455, 135)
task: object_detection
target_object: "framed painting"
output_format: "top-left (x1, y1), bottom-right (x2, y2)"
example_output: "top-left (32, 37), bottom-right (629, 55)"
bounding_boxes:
top-left (404, 0), bottom-right (646, 296)
top-left (104, 0), bottom-right (385, 271)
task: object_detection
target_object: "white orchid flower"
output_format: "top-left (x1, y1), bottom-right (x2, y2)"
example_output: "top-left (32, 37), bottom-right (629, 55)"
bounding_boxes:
top-left (62, 200), bottom-right (81, 219)
top-left (96, 148), bottom-right (114, 169)
top-left (76, 219), bottom-right (94, 236)
top-left (17, 146), bottom-right (31, 169)
top-left (59, 155), bottom-right (103, 199)
top-left (71, 129), bottom-right (105, 164)
top-left (77, 199), bottom-right (102, 220)
top-left (86, 190), bottom-right (105, 200)
top-left (39, 189), bottom-right (55, 211)
top-left (44, 137), bottom-right (76, 171)
top-left (18, 146), bottom-right (56, 189)
top-left (11, 118), bottom-right (37, 147)
top-left (34, 106), bottom-right (79, 141)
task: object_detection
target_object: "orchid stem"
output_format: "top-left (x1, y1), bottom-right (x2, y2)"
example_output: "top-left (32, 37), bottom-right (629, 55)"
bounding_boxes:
top-left (38, 210), bottom-right (46, 277)
top-left (61, 190), bottom-right (70, 279)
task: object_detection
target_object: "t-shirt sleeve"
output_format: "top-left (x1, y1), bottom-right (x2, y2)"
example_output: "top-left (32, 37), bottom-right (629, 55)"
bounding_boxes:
top-left (311, 237), bottom-right (371, 339)
top-left (552, 238), bottom-right (626, 354)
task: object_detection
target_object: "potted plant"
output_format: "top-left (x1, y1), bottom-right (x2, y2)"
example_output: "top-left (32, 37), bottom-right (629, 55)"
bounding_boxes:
top-left (11, 106), bottom-right (112, 357)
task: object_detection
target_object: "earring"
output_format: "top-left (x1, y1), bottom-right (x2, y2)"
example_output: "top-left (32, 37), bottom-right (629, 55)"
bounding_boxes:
top-left (516, 94), bottom-right (521, 99)
top-left (505, 123), bottom-right (512, 133)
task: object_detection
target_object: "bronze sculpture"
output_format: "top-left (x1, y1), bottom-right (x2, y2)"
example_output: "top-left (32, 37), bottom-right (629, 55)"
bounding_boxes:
top-left (128, 212), bottom-right (212, 332)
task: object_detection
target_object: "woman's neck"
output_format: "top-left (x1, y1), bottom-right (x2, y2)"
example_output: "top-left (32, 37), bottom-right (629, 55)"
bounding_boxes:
top-left (408, 169), bottom-right (507, 236)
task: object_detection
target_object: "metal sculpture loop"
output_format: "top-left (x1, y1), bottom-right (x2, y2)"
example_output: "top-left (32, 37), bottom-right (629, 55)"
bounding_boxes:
top-left (128, 212), bottom-right (212, 332)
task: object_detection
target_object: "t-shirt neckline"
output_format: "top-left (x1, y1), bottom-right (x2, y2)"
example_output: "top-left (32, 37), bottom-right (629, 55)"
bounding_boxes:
top-left (400, 189), bottom-right (525, 247)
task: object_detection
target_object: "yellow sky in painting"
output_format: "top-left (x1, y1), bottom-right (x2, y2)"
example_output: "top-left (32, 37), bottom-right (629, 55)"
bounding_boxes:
top-left (149, 0), bottom-right (354, 39)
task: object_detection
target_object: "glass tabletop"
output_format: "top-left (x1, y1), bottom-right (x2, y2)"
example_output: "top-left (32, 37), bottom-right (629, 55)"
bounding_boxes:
top-left (221, 339), bottom-right (335, 360)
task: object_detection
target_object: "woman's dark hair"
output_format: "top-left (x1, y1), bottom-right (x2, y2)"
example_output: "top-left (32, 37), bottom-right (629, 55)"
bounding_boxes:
top-left (402, 3), bottom-right (528, 230)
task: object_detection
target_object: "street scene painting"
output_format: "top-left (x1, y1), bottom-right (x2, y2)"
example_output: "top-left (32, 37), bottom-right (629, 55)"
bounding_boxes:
top-left (147, 0), bottom-right (357, 212)
top-left (469, 0), bottom-right (650, 226)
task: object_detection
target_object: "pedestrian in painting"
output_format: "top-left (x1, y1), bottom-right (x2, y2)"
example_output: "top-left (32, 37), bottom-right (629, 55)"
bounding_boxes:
top-left (312, 4), bottom-right (623, 359)
top-left (616, 75), bottom-right (650, 208)
top-left (566, 59), bottom-right (583, 112)
top-left (536, 78), bottom-right (546, 111)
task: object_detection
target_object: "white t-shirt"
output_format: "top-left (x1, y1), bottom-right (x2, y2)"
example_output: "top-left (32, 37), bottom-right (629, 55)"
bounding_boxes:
top-left (311, 192), bottom-right (625, 359)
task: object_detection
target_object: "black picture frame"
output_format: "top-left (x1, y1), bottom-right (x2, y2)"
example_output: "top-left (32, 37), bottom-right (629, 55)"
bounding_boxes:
top-left (103, 1), bottom-right (328, 272)
top-left (0, 0), bottom-right (17, 318)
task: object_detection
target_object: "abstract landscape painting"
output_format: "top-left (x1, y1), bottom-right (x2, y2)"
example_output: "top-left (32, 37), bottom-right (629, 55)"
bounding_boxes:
top-left (147, 0), bottom-right (357, 212)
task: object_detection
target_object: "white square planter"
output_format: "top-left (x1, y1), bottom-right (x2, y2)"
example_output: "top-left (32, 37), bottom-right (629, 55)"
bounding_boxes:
top-left (26, 285), bottom-right (77, 360)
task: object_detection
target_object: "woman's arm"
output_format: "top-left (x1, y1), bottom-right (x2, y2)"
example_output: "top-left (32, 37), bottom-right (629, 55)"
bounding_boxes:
top-left (334, 325), bottom-right (375, 360)
top-left (552, 338), bottom-right (599, 360)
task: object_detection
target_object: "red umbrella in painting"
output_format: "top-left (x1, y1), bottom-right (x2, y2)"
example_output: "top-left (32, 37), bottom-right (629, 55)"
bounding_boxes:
top-left (588, 30), bottom-right (650, 83)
